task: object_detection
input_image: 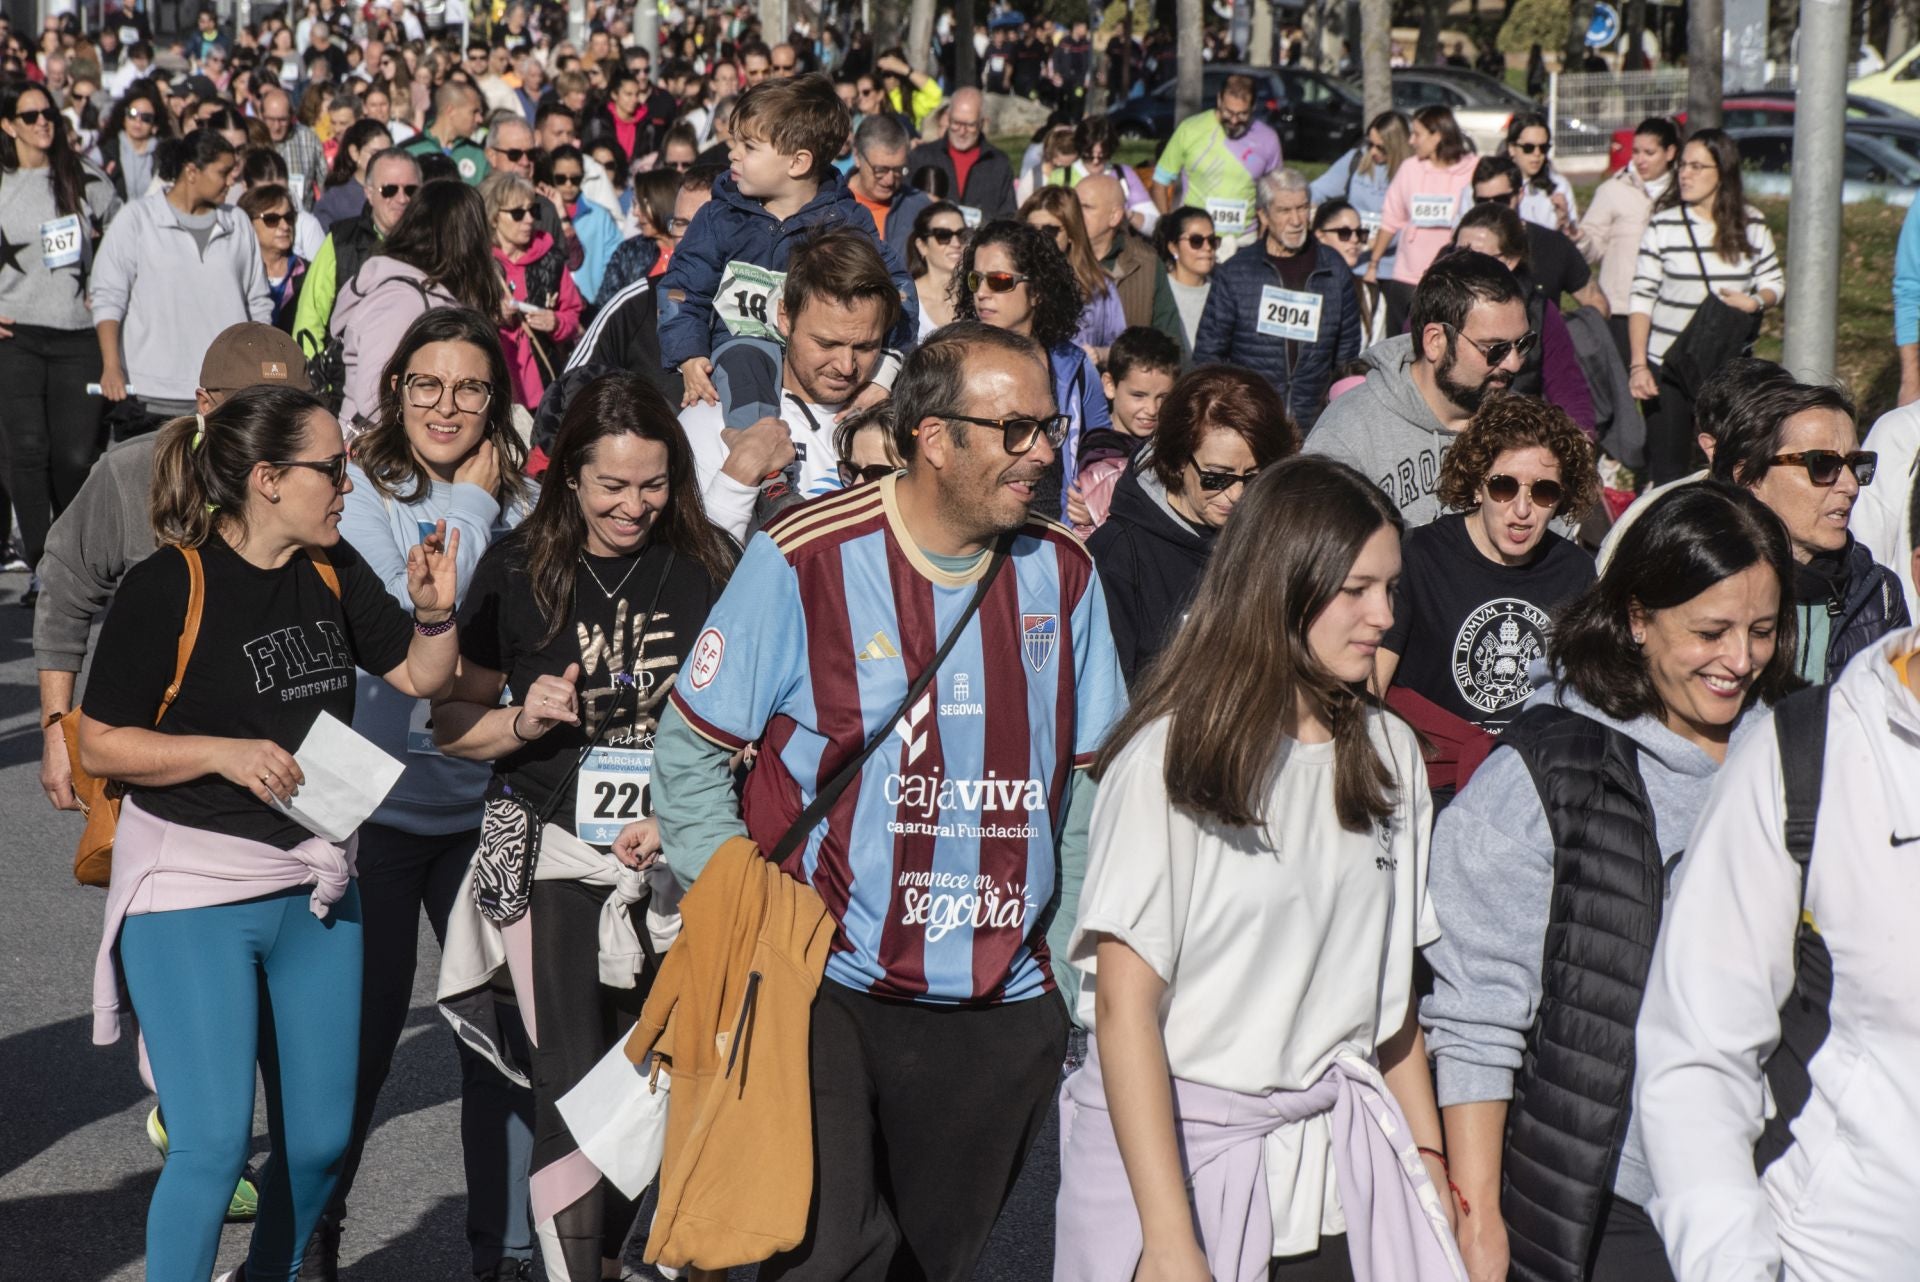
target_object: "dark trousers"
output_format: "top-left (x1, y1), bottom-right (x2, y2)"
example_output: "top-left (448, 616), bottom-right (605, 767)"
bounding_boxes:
top-left (529, 877), bottom-right (650, 1281)
top-left (0, 323), bottom-right (105, 567)
top-left (325, 823), bottom-right (535, 1273)
top-left (1271, 1233), bottom-right (1353, 1280)
top-left (1381, 279), bottom-right (1418, 338)
top-left (760, 982), bottom-right (1070, 1282)
top-left (1643, 367), bottom-right (1703, 487)
top-left (1591, 1197), bottom-right (1675, 1282)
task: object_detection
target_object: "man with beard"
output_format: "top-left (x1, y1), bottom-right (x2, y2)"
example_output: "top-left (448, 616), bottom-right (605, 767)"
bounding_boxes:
top-left (678, 229), bottom-right (900, 541)
top-left (653, 317), bottom-right (1124, 1281)
top-left (1150, 73), bottom-right (1282, 258)
top-left (1192, 168), bottom-right (1360, 431)
top-left (1304, 251), bottom-right (1530, 525)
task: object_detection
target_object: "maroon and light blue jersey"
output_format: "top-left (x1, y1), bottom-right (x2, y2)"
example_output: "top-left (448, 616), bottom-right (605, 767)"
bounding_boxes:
top-left (670, 477), bottom-right (1126, 1005)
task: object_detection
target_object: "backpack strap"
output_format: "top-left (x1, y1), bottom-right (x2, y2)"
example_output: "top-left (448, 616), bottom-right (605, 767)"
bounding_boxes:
top-left (307, 546), bottom-right (342, 598)
top-left (1772, 683), bottom-right (1832, 914)
top-left (156, 547), bottom-right (206, 726)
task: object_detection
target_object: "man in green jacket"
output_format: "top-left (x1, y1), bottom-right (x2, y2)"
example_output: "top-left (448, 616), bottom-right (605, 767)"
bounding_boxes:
top-left (291, 148), bottom-right (421, 356)
top-left (403, 81), bottom-right (490, 184)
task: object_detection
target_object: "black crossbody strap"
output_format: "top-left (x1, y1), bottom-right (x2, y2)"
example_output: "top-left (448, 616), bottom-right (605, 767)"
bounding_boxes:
top-left (768, 539), bottom-right (1011, 865)
top-left (1774, 682), bottom-right (1832, 913)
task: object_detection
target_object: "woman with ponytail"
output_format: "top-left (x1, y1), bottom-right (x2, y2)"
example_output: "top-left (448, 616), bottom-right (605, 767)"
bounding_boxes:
top-left (0, 78), bottom-right (122, 605)
top-left (1057, 455), bottom-right (1465, 1281)
top-left (90, 128), bottom-right (272, 429)
top-left (77, 385), bottom-right (464, 1282)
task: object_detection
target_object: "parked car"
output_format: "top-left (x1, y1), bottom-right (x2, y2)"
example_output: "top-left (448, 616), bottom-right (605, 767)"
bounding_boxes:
top-left (1734, 125), bottom-right (1920, 204)
top-left (1379, 66), bottom-right (1604, 156)
top-left (1850, 43), bottom-right (1920, 115)
top-left (1103, 64), bottom-right (1365, 161)
top-left (1608, 93), bottom-right (1920, 170)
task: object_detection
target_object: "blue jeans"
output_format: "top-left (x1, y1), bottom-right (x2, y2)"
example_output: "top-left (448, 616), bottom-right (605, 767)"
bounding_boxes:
top-left (120, 884), bottom-right (363, 1282)
top-left (712, 334), bottom-right (785, 428)
top-left (323, 822), bottom-right (534, 1273)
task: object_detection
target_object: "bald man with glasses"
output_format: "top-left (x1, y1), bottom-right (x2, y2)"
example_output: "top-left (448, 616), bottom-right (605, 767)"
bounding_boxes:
top-left (907, 87), bottom-right (1016, 221)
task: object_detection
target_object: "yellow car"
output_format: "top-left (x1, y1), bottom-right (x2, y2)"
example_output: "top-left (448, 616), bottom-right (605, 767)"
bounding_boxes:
top-left (1850, 43), bottom-right (1920, 115)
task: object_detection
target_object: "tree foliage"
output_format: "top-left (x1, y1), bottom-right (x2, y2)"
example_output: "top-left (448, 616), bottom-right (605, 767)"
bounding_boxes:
top-left (1498, 0), bottom-right (1571, 54)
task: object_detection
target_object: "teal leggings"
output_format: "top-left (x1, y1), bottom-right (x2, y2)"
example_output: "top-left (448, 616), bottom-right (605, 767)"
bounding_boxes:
top-left (120, 884), bottom-right (363, 1282)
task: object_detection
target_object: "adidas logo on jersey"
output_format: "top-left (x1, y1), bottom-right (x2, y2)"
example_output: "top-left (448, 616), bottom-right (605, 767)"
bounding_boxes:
top-left (857, 631), bottom-right (900, 662)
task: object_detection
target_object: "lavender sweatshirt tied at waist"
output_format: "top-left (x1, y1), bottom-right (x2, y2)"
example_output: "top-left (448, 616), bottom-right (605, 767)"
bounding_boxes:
top-left (1054, 1042), bottom-right (1466, 1282)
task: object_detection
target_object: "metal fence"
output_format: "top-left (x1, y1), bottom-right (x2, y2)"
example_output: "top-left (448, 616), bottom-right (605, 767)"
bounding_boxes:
top-left (1547, 69), bottom-right (1691, 158)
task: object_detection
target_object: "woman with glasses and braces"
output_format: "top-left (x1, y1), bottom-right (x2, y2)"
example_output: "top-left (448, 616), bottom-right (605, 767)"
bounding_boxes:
top-left (1088, 365), bottom-right (1299, 685)
top-left (78, 384), bottom-right (462, 1282)
top-left (482, 168), bottom-right (583, 409)
top-left (321, 307), bottom-right (538, 1278)
top-left (1373, 396), bottom-right (1598, 803)
top-left (1704, 377), bottom-right (1906, 683)
top-left (954, 219), bottom-right (1109, 521)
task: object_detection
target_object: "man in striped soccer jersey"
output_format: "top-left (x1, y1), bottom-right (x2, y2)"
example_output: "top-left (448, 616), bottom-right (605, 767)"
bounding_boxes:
top-left (653, 320), bottom-right (1127, 1279)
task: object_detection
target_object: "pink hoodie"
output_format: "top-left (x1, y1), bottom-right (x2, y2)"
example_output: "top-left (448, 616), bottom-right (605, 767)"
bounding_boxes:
top-left (1378, 152), bottom-right (1481, 286)
top-left (327, 256), bottom-right (459, 433)
top-left (493, 230), bottom-right (584, 408)
top-left (92, 798), bottom-right (357, 1045)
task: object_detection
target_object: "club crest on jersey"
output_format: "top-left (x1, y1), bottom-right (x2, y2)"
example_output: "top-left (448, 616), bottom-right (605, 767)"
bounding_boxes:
top-left (1022, 614), bottom-right (1057, 672)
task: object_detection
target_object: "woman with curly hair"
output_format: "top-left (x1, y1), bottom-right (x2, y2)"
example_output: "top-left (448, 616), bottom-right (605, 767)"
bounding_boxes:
top-left (1375, 397), bottom-right (1599, 797)
top-left (954, 219), bottom-right (1109, 520)
top-left (1020, 184), bottom-right (1125, 358)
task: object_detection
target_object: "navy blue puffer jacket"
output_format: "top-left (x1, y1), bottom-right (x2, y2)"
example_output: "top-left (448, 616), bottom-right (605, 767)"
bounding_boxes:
top-left (1191, 241), bottom-right (1361, 432)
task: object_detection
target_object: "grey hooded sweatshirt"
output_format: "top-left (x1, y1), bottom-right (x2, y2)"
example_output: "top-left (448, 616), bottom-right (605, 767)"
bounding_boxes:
top-left (1301, 332), bottom-right (1456, 526)
top-left (1420, 679), bottom-right (1750, 1209)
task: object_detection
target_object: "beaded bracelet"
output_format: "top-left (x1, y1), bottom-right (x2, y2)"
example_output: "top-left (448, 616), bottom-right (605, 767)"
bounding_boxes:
top-left (414, 614), bottom-right (454, 637)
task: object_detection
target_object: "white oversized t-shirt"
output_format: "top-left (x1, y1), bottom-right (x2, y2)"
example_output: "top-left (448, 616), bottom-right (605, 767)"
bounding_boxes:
top-left (680, 390), bottom-right (848, 543)
top-left (1069, 712), bottom-right (1440, 1252)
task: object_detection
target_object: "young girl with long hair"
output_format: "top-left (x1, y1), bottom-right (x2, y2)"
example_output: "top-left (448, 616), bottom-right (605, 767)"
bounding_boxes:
top-left (1021, 182), bottom-right (1124, 356)
top-left (1059, 454), bottom-right (1466, 1281)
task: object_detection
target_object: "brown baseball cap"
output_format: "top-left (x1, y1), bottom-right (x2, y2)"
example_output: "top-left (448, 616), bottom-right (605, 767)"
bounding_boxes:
top-left (198, 323), bottom-right (312, 395)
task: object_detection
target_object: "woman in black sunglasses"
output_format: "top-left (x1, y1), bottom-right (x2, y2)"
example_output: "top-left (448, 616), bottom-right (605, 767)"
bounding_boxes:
top-left (0, 77), bottom-right (122, 599)
top-left (952, 219), bottom-right (1107, 521)
top-left (1313, 198), bottom-right (1380, 347)
top-left (239, 182), bottom-right (309, 334)
top-left (1505, 112), bottom-right (1577, 235)
top-left (1373, 395), bottom-right (1598, 801)
top-left (1151, 204), bottom-right (1216, 354)
top-left (1706, 377), bottom-right (1907, 683)
top-left (907, 199), bottom-right (966, 338)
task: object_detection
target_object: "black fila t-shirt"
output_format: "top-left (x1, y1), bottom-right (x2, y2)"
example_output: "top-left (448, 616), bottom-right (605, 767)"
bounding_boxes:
top-left (84, 536), bottom-right (414, 848)
top-left (1382, 512), bottom-right (1596, 730)
top-left (456, 530), bottom-right (724, 835)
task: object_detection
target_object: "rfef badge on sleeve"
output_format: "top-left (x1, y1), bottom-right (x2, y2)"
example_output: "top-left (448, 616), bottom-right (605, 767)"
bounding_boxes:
top-left (575, 747), bottom-right (653, 846)
top-left (1257, 286), bottom-right (1322, 342)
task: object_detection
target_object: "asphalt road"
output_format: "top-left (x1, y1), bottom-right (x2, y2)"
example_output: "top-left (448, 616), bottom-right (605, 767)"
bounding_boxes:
top-left (0, 574), bottom-right (1057, 1282)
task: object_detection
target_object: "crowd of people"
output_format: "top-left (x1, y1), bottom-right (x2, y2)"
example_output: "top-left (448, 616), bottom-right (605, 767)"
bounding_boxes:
top-left (12, 3), bottom-right (1920, 1282)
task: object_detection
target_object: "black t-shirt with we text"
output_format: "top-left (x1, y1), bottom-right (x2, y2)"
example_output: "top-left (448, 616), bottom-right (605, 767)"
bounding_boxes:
top-left (1382, 512), bottom-right (1596, 730)
top-left (457, 530), bottom-right (724, 835)
top-left (84, 536), bottom-right (414, 849)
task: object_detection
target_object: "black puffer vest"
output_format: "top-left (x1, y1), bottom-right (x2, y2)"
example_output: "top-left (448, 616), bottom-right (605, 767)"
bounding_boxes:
top-left (1496, 704), bottom-right (1666, 1282)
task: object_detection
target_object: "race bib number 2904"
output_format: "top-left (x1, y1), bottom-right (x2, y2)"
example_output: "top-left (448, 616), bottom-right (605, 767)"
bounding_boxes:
top-left (1257, 285), bottom-right (1323, 342)
top-left (715, 260), bottom-right (787, 341)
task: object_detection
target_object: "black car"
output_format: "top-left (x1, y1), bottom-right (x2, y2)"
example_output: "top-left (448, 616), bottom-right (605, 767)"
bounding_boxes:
top-left (1733, 125), bottom-right (1920, 185)
top-left (1102, 64), bottom-right (1365, 161)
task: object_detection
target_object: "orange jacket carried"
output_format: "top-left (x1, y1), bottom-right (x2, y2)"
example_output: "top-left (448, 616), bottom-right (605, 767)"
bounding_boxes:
top-left (626, 837), bottom-right (835, 1268)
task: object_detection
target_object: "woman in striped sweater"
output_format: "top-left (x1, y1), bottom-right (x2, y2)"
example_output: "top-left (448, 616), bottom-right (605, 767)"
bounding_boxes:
top-left (1628, 128), bottom-right (1784, 485)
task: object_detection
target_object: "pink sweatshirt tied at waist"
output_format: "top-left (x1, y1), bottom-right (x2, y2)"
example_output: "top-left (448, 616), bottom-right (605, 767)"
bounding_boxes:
top-left (1055, 1041), bottom-right (1467, 1282)
top-left (92, 796), bottom-right (358, 1045)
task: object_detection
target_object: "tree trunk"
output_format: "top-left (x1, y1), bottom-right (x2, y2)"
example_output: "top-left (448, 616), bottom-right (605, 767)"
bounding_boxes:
top-left (1892, 0), bottom-right (1920, 61)
top-left (1687, 0), bottom-right (1724, 129)
top-left (870, 0), bottom-right (906, 51)
top-left (907, 0), bottom-right (935, 74)
top-left (1417, 0), bottom-right (1444, 65)
top-left (1564, 0), bottom-right (1597, 68)
top-left (1177, 0), bottom-right (1204, 126)
top-left (1359, 0), bottom-right (1391, 124)
top-left (955, 0), bottom-right (976, 87)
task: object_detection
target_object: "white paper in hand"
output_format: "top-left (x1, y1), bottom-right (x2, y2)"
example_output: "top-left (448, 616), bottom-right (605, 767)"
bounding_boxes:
top-left (274, 711), bottom-right (406, 843)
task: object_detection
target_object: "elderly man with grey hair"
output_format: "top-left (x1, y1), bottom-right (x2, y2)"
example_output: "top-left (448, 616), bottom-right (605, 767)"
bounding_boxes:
top-left (849, 112), bottom-right (932, 263)
top-left (260, 85), bottom-right (326, 210)
top-left (1192, 166), bottom-right (1361, 431)
top-left (907, 86), bottom-right (1016, 220)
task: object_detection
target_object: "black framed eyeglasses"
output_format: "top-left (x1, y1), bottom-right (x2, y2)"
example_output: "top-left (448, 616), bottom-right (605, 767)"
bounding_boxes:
top-left (668, 215), bottom-right (692, 234)
top-left (492, 146), bottom-right (532, 162)
top-left (862, 159), bottom-right (910, 178)
top-left (11, 107), bottom-right (54, 125)
top-left (1512, 140), bottom-right (1551, 155)
top-left (404, 373), bottom-right (494, 413)
top-left (968, 269), bottom-right (1030, 294)
top-left (942, 412), bottom-right (1070, 456)
top-left (1182, 232), bottom-right (1224, 249)
top-left (376, 182), bottom-right (420, 199)
top-left (1770, 450), bottom-right (1876, 487)
top-left (1441, 322), bottom-right (1537, 368)
top-left (923, 226), bottom-right (963, 245)
top-left (837, 461), bottom-right (896, 487)
top-left (272, 452), bottom-right (350, 488)
top-left (500, 205), bottom-right (534, 221)
top-left (552, 170), bottom-right (584, 187)
top-left (1483, 474), bottom-right (1564, 507)
top-left (1192, 464), bottom-right (1259, 492)
top-left (1318, 226), bottom-right (1361, 243)
top-left (254, 211), bottom-right (292, 227)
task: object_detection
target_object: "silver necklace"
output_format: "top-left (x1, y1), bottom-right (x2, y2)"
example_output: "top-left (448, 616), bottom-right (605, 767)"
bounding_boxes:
top-left (579, 550), bottom-right (644, 600)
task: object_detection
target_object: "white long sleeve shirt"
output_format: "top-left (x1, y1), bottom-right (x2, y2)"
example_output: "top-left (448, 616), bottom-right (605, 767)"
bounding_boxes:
top-left (1635, 629), bottom-right (1920, 1281)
